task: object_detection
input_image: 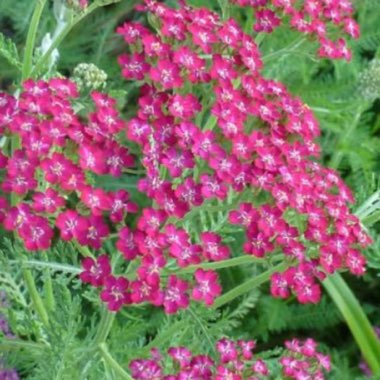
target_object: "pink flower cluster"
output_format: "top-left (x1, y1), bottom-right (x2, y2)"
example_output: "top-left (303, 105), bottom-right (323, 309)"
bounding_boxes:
top-left (0, 0), bottom-right (369, 313)
top-left (229, 0), bottom-right (360, 60)
top-left (80, 253), bottom-right (221, 312)
top-left (129, 337), bottom-right (331, 380)
top-left (0, 79), bottom-right (137, 251)
top-left (0, 79), bottom-right (224, 313)
top-left (115, 0), bottom-right (370, 305)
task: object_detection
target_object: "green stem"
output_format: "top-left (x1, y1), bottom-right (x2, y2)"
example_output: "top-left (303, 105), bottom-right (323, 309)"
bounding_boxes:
top-left (43, 253), bottom-right (55, 311)
top-left (167, 255), bottom-right (275, 276)
top-left (22, 0), bottom-right (48, 80)
top-left (9, 259), bottom-right (82, 274)
top-left (329, 106), bottom-right (364, 169)
top-left (94, 309), bottom-right (116, 344)
top-left (98, 343), bottom-right (134, 380)
top-left (217, 0), bottom-right (229, 20)
top-left (323, 273), bottom-right (380, 375)
top-left (21, 260), bottom-right (50, 329)
top-left (31, 0), bottom-right (132, 77)
top-left (0, 339), bottom-right (47, 351)
top-left (212, 262), bottom-right (288, 309)
top-left (14, 1), bottom-right (50, 331)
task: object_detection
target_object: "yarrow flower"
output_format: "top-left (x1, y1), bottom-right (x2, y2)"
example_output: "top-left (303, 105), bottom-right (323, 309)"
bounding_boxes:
top-left (0, 79), bottom-right (135, 254)
top-left (0, 0), bottom-right (370, 315)
top-left (129, 337), bottom-right (331, 379)
top-left (110, 0), bottom-right (369, 311)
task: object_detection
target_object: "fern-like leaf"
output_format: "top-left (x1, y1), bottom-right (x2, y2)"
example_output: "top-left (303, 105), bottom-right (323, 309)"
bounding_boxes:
top-left (0, 32), bottom-right (21, 69)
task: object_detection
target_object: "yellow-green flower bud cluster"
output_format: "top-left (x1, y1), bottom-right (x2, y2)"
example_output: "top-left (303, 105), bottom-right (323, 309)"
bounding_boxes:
top-left (359, 59), bottom-right (380, 101)
top-left (72, 63), bottom-right (107, 90)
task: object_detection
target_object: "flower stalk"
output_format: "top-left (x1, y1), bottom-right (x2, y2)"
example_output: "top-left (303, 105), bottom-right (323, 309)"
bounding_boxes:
top-left (212, 262), bottom-right (288, 309)
top-left (167, 255), bottom-right (272, 276)
top-left (31, 0), bottom-right (137, 77)
top-left (94, 309), bottom-right (115, 344)
top-left (0, 339), bottom-right (47, 351)
top-left (22, 0), bottom-right (48, 80)
top-left (99, 343), bottom-right (134, 380)
top-left (21, 262), bottom-right (50, 329)
top-left (15, 0), bottom-right (51, 334)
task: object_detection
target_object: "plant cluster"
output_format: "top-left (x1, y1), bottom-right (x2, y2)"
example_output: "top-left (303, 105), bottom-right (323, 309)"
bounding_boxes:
top-left (1, 0), bottom-right (380, 379)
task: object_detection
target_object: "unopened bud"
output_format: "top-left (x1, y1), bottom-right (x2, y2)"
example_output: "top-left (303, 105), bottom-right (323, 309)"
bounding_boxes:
top-left (358, 59), bottom-right (380, 101)
top-left (72, 63), bottom-right (108, 90)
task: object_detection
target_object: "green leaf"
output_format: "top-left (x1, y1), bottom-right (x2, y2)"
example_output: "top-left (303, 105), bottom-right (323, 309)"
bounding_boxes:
top-left (324, 273), bottom-right (380, 375)
top-left (0, 32), bottom-right (21, 69)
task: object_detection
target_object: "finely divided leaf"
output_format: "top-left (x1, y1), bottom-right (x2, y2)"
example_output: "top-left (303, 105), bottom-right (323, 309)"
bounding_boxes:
top-left (0, 32), bottom-right (21, 69)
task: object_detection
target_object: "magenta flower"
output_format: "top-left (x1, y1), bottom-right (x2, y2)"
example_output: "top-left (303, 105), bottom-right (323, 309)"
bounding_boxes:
top-left (150, 60), bottom-right (183, 89)
top-left (80, 186), bottom-right (111, 216)
top-left (142, 34), bottom-right (171, 58)
top-left (3, 203), bottom-right (32, 231)
top-left (216, 338), bottom-right (238, 363)
top-left (162, 224), bottom-right (190, 247)
top-left (129, 359), bottom-right (162, 380)
top-left (32, 188), bottom-right (65, 214)
top-left (169, 242), bottom-right (202, 268)
top-left (137, 208), bottom-right (167, 234)
top-left (200, 174), bottom-right (228, 201)
top-left (76, 215), bottom-right (110, 249)
top-left (116, 22), bottom-right (149, 44)
top-left (175, 177), bottom-right (203, 207)
top-left (19, 216), bottom-right (53, 251)
top-left (109, 190), bottom-right (137, 223)
top-left (168, 94), bottom-right (201, 120)
top-left (201, 232), bottom-right (231, 261)
top-left (130, 276), bottom-right (163, 306)
top-left (56, 210), bottom-right (88, 241)
top-left (346, 249), bottom-right (366, 275)
top-left (168, 347), bottom-right (192, 369)
top-left (116, 226), bottom-right (138, 260)
top-left (100, 275), bottom-right (130, 312)
top-left (80, 255), bottom-right (111, 287)
top-left (163, 275), bottom-right (189, 314)
top-left (162, 148), bottom-right (194, 178)
top-left (137, 254), bottom-right (166, 282)
top-left (192, 269), bottom-right (222, 306)
top-left (252, 359), bottom-right (269, 375)
top-left (118, 53), bottom-right (150, 81)
top-left (238, 340), bottom-right (255, 360)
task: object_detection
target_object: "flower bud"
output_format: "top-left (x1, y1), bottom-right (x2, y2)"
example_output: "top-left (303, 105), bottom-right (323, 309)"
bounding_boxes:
top-left (72, 63), bottom-right (107, 90)
top-left (359, 59), bottom-right (380, 101)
